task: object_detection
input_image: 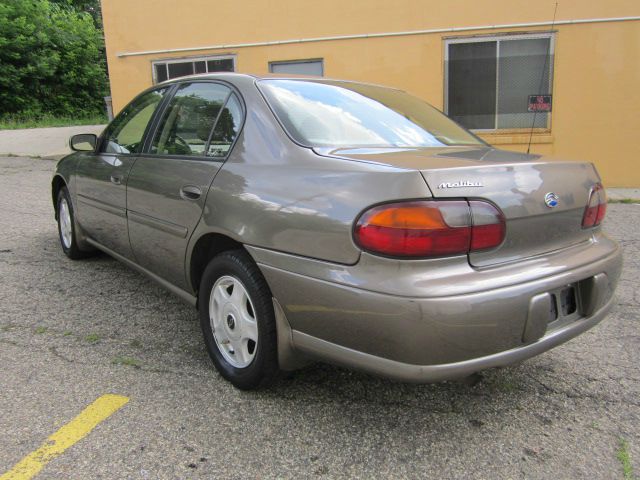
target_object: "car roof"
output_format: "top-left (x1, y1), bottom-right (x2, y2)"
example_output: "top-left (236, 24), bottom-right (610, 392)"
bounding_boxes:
top-left (158, 72), bottom-right (399, 91)
top-left (158, 72), bottom-right (320, 85)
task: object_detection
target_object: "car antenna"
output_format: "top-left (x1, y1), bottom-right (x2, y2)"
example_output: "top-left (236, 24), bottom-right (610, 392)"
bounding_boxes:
top-left (527, 1), bottom-right (559, 155)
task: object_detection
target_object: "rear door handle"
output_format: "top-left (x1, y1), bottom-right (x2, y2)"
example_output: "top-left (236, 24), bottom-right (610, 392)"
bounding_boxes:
top-left (110, 175), bottom-right (122, 185)
top-left (180, 185), bottom-right (202, 200)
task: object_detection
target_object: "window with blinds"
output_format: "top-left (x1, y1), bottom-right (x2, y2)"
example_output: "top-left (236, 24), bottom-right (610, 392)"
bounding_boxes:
top-left (445, 34), bottom-right (554, 130)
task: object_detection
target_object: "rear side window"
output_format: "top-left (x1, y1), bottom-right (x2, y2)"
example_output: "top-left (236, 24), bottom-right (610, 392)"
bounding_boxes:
top-left (206, 93), bottom-right (243, 158)
top-left (150, 83), bottom-right (231, 157)
top-left (100, 88), bottom-right (167, 154)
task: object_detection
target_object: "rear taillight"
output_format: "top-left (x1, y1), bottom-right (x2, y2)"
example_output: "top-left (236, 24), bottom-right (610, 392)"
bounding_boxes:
top-left (354, 200), bottom-right (505, 258)
top-left (469, 200), bottom-right (506, 251)
top-left (582, 183), bottom-right (607, 228)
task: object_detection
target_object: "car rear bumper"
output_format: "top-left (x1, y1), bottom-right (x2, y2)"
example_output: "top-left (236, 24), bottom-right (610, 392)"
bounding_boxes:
top-left (287, 293), bottom-right (616, 382)
top-left (249, 233), bottom-right (622, 381)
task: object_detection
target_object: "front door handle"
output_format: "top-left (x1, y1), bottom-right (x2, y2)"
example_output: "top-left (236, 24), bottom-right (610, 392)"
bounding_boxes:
top-left (110, 174), bottom-right (123, 185)
top-left (180, 185), bottom-right (202, 200)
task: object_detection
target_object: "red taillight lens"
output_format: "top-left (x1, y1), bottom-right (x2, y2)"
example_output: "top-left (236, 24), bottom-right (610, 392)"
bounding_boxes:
top-left (354, 200), bottom-right (505, 258)
top-left (469, 200), bottom-right (506, 251)
top-left (582, 183), bottom-right (607, 228)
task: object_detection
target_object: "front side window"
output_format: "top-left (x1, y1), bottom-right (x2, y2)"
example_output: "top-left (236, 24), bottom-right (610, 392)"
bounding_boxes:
top-left (258, 79), bottom-right (483, 148)
top-left (446, 34), bottom-right (554, 130)
top-left (100, 88), bottom-right (167, 154)
top-left (153, 56), bottom-right (235, 83)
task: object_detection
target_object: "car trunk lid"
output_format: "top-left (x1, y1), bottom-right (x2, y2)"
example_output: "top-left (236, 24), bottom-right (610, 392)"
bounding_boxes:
top-left (315, 146), bottom-right (600, 267)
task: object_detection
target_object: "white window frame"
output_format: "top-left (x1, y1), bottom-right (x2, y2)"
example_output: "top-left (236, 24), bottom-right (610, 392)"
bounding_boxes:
top-left (151, 54), bottom-right (236, 84)
top-left (444, 32), bottom-right (555, 131)
top-left (269, 58), bottom-right (324, 76)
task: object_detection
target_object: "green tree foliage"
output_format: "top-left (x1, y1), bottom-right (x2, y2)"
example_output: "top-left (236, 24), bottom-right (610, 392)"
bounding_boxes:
top-left (0, 0), bottom-right (108, 119)
top-left (51, 0), bottom-right (102, 27)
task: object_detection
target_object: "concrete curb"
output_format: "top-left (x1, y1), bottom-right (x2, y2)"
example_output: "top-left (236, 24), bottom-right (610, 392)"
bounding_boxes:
top-left (607, 188), bottom-right (640, 202)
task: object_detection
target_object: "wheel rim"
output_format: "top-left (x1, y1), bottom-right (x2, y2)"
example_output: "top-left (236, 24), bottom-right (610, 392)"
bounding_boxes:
top-left (59, 198), bottom-right (72, 249)
top-left (209, 275), bottom-right (258, 368)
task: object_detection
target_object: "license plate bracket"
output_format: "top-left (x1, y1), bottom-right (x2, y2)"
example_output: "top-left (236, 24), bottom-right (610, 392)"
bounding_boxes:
top-left (548, 283), bottom-right (581, 325)
top-left (559, 285), bottom-right (577, 316)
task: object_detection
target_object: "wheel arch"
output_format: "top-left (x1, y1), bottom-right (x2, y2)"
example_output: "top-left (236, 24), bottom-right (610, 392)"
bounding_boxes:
top-left (188, 231), bottom-right (310, 372)
top-left (51, 174), bottom-right (67, 220)
top-left (188, 232), bottom-right (249, 295)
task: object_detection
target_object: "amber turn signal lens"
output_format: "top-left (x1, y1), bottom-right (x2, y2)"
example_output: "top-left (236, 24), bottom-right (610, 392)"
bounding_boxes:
top-left (364, 203), bottom-right (450, 230)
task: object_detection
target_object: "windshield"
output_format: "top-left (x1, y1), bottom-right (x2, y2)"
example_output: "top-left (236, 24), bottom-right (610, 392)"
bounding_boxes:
top-left (258, 79), bottom-right (484, 148)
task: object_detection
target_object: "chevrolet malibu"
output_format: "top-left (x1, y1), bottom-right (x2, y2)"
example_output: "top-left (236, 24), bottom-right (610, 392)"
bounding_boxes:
top-left (52, 73), bottom-right (622, 389)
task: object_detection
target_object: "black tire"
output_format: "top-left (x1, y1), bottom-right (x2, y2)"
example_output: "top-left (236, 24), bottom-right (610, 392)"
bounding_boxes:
top-left (198, 250), bottom-right (280, 390)
top-left (56, 186), bottom-right (90, 260)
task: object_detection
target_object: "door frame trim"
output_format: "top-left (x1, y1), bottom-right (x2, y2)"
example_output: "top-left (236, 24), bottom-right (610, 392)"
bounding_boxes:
top-left (77, 194), bottom-right (126, 218)
top-left (128, 210), bottom-right (188, 238)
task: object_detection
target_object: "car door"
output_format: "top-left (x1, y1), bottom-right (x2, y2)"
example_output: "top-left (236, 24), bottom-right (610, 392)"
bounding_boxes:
top-left (126, 81), bottom-right (244, 290)
top-left (75, 87), bottom-right (168, 258)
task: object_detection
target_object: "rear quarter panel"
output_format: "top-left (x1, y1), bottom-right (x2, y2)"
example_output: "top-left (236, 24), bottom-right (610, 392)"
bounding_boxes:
top-left (196, 79), bottom-right (432, 265)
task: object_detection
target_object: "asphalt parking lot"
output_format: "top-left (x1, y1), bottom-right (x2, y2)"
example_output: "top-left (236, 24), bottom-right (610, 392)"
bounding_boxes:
top-left (0, 155), bottom-right (638, 479)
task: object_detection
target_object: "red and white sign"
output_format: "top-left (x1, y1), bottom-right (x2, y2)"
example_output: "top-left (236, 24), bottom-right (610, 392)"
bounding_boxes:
top-left (528, 95), bottom-right (552, 112)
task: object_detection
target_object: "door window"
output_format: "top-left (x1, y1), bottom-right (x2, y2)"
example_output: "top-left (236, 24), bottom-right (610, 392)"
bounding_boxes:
top-left (100, 88), bottom-right (167, 154)
top-left (150, 83), bottom-right (242, 158)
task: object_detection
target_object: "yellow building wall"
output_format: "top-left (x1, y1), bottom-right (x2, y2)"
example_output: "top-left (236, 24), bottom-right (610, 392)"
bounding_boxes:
top-left (101, 0), bottom-right (640, 186)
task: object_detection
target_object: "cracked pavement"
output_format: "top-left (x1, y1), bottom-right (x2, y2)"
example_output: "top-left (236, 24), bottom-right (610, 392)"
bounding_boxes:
top-left (0, 156), bottom-right (638, 479)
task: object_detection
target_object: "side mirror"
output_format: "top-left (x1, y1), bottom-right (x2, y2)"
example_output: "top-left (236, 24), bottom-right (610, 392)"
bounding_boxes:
top-left (70, 134), bottom-right (97, 152)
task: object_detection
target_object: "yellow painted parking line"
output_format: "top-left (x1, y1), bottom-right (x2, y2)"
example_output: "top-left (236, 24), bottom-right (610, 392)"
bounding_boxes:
top-left (0, 394), bottom-right (129, 480)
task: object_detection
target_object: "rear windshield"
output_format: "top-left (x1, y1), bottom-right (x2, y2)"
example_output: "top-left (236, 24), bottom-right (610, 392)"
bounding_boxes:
top-left (258, 79), bottom-right (484, 148)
